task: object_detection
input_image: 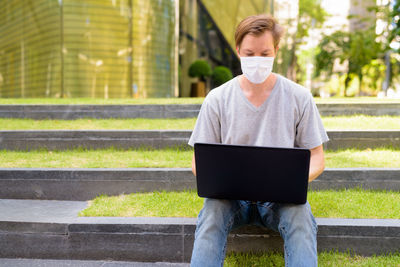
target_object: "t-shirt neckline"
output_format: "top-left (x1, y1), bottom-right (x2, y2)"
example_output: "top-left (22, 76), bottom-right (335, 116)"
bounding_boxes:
top-left (236, 74), bottom-right (280, 112)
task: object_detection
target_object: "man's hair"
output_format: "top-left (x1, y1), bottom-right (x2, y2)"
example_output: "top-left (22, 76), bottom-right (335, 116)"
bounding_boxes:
top-left (235, 14), bottom-right (284, 49)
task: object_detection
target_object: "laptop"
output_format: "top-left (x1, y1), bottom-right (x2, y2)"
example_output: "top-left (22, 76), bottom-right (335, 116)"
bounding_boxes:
top-left (194, 142), bottom-right (311, 204)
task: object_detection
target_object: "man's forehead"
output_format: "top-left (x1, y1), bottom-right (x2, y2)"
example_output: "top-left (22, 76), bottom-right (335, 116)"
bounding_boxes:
top-left (242, 48), bottom-right (273, 52)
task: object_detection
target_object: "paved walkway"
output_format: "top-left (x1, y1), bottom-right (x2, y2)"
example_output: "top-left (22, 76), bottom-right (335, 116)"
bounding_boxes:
top-left (0, 199), bottom-right (196, 225)
top-left (0, 199), bottom-right (88, 223)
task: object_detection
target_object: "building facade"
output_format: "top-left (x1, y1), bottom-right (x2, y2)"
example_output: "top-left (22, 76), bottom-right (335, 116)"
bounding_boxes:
top-left (0, 0), bottom-right (299, 98)
top-left (0, 0), bottom-right (178, 98)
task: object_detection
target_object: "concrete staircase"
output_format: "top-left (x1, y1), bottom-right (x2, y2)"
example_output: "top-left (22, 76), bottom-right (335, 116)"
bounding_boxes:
top-left (1, 130), bottom-right (399, 150)
top-left (1, 103), bottom-right (400, 119)
top-left (0, 103), bottom-right (399, 265)
top-left (1, 199), bottom-right (399, 262)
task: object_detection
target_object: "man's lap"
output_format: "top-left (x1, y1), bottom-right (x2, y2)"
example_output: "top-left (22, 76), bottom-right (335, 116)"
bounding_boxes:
top-left (198, 198), bottom-right (317, 234)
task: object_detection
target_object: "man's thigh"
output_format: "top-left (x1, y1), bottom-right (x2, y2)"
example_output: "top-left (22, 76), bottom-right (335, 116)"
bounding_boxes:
top-left (274, 201), bottom-right (318, 234)
top-left (197, 199), bottom-right (253, 230)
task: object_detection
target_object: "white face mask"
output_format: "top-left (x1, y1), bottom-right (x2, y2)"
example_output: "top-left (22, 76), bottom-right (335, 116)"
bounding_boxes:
top-left (240, 56), bottom-right (274, 84)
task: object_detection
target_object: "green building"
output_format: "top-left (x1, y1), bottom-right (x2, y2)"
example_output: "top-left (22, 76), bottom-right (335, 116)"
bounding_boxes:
top-left (0, 0), bottom-right (295, 98)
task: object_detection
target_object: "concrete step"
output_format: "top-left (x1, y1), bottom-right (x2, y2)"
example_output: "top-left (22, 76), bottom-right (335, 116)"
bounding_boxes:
top-left (0, 258), bottom-right (189, 267)
top-left (0, 168), bottom-right (398, 200)
top-left (0, 105), bottom-right (201, 119)
top-left (1, 130), bottom-right (399, 151)
top-left (0, 130), bottom-right (191, 150)
top-left (0, 199), bottom-right (399, 262)
top-left (1, 103), bottom-right (400, 119)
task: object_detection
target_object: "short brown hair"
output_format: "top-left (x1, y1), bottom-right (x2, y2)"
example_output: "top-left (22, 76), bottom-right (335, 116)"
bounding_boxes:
top-left (235, 14), bottom-right (284, 49)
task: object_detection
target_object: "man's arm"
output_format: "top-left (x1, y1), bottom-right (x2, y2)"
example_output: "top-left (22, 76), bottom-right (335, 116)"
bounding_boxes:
top-left (192, 153), bottom-right (197, 176)
top-left (308, 144), bottom-right (325, 182)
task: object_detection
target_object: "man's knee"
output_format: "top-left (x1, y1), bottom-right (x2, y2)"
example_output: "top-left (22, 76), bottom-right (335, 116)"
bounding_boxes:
top-left (278, 202), bottom-right (317, 235)
top-left (194, 198), bottom-right (237, 243)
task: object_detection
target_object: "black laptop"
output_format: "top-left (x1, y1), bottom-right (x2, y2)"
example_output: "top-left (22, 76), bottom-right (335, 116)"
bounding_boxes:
top-left (194, 143), bottom-right (311, 204)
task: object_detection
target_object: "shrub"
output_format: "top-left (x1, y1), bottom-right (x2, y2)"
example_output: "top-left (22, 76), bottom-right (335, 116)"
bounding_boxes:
top-left (188, 60), bottom-right (212, 81)
top-left (212, 66), bottom-right (233, 86)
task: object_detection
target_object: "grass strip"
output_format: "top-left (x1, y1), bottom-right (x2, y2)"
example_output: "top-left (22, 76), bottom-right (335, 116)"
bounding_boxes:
top-left (1, 147), bottom-right (400, 168)
top-left (321, 115), bottom-right (400, 130)
top-left (79, 188), bottom-right (400, 219)
top-left (0, 147), bottom-right (192, 168)
top-left (225, 251), bottom-right (400, 267)
top-left (1, 97), bottom-right (400, 105)
top-left (1, 115), bottom-right (400, 130)
top-left (0, 97), bottom-right (205, 105)
top-left (314, 97), bottom-right (400, 103)
top-left (0, 118), bottom-right (197, 130)
top-left (324, 147), bottom-right (400, 168)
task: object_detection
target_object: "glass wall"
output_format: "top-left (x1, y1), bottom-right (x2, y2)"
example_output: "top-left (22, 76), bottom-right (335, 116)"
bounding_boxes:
top-left (0, 0), bottom-right (61, 98)
top-left (0, 0), bottom-right (178, 98)
top-left (0, 0), bottom-right (297, 98)
top-left (179, 0), bottom-right (278, 97)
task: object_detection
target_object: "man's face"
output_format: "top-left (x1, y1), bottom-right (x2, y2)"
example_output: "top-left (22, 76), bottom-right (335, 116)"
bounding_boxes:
top-left (236, 31), bottom-right (277, 58)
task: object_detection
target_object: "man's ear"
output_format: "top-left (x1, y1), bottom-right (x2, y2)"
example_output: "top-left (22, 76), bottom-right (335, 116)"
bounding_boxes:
top-left (236, 46), bottom-right (240, 57)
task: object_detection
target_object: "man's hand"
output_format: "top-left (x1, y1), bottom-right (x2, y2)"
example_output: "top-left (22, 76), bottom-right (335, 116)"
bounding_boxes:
top-left (308, 145), bottom-right (325, 182)
top-left (192, 153), bottom-right (197, 176)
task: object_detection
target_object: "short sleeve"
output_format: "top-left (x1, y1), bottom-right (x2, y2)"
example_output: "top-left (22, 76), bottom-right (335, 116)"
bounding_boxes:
top-left (188, 95), bottom-right (221, 147)
top-left (294, 96), bottom-right (329, 149)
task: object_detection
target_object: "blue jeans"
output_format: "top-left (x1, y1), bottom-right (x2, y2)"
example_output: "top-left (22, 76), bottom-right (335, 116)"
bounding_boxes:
top-left (190, 198), bottom-right (318, 267)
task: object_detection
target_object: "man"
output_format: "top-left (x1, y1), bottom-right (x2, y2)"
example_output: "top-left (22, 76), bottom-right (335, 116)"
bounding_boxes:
top-left (188, 14), bottom-right (329, 267)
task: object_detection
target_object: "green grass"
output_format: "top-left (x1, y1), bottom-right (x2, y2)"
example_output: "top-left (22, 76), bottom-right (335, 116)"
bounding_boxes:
top-left (0, 97), bottom-right (205, 105)
top-left (0, 118), bottom-right (197, 130)
top-left (1, 147), bottom-right (400, 168)
top-left (314, 97), bottom-right (400, 103)
top-left (225, 251), bottom-right (400, 267)
top-left (1, 115), bottom-right (399, 130)
top-left (322, 115), bottom-right (400, 130)
top-left (1, 97), bottom-right (400, 105)
top-left (0, 147), bottom-right (192, 168)
top-left (78, 188), bottom-right (400, 219)
top-left (324, 147), bottom-right (400, 168)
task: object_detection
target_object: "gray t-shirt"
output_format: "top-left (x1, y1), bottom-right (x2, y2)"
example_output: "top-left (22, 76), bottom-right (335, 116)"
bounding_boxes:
top-left (188, 74), bottom-right (329, 149)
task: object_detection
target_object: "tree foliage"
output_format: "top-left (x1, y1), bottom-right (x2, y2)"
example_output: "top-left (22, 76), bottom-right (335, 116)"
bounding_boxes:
top-left (315, 28), bottom-right (381, 95)
top-left (297, 0), bottom-right (327, 39)
top-left (389, 0), bottom-right (400, 52)
top-left (286, 0), bottom-right (328, 82)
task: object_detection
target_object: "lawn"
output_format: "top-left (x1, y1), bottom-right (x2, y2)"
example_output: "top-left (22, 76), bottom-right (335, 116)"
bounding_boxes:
top-left (225, 251), bottom-right (400, 267)
top-left (78, 188), bottom-right (400, 219)
top-left (0, 147), bottom-right (400, 168)
top-left (314, 97), bottom-right (400, 104)
top-left (0, 97), bottom-right (205, 105)
top-left (1, 97), bottom-right (400, 105)
top-left (0, 118), bottom-right (197, 130)
top-left (0, 115), bottom-right (399, 130)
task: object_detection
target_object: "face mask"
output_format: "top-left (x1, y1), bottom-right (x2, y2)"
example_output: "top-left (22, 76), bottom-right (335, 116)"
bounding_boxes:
top-left (240, 56), bottom-right (274, 84)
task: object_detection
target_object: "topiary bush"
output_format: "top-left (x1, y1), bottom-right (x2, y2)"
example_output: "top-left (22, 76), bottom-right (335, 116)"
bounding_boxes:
top-left (212, 66), bottom-right (233, 86)
top-left (188, 60), bottom-right (212, 81)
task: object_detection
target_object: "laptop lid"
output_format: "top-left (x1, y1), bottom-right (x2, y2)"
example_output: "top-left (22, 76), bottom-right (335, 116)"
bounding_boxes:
top-left (194, 142), bottom-right (311, 204)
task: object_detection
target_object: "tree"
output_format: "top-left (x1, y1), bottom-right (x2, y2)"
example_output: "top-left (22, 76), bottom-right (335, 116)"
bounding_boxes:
top-left (315, 28), bottom-right (381, 96)
top-left (286, 0), bottom-right (328, 82)
top-left (366, 0), bottom-right (399, 92)
top-left (388, 0), bottom-right (400, 53)
top-left (314, 0), bottom-right (391, 96)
